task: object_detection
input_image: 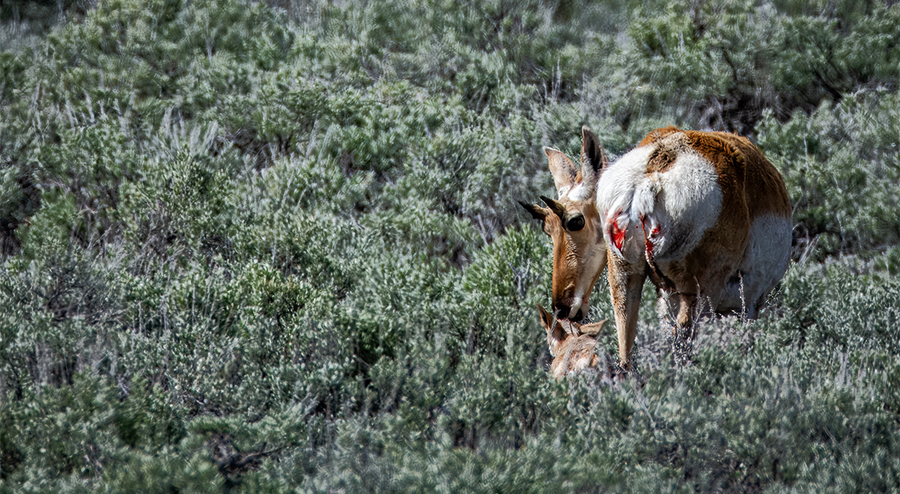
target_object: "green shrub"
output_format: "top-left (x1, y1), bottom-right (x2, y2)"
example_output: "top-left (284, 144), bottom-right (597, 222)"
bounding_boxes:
top-left (2, 0), bottom-right (900, 491)
top-left (758, 91), bottom-right (900, 254)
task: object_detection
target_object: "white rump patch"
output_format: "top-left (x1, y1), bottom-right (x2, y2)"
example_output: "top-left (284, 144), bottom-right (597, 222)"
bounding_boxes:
top-left (596, 145), bottom-right (654, 222)
top-left (651, 152), bottom-right (723, 261)
top-left (595, 138), bottom-right (722, 262)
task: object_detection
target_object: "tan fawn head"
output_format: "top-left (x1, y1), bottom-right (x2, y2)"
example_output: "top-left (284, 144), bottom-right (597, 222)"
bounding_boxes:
top-left (521, 127), bottom-right (610, 322)
top-left (537, 304), bottom-right (607, 378)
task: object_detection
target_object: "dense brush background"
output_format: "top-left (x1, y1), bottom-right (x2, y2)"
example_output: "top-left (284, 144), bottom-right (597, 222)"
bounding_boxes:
top-left (1, 0), bottom-right (900, 491)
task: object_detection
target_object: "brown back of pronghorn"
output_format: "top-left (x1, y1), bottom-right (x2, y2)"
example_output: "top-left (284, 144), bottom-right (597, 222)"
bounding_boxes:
top-left (522, 127), bottom-right (791, 368)
top-left (537, 304), bottom-right (608, 379)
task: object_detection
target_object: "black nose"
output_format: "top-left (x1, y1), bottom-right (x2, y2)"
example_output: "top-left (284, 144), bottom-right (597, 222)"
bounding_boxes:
top-left (555, 305), bottom-right (569, 320)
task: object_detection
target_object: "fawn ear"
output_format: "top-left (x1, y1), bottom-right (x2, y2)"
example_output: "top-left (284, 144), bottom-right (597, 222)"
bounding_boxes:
top-left (580, 126), bottom-right (608, 191)
top-left (537, 304), bottom-right (566, 349)
top-left (543, 146), bottom-right (578, 198)
top-left (537, 304), bottom-right (552, 328)
top-left (576, 319), bottom-right (608, 337)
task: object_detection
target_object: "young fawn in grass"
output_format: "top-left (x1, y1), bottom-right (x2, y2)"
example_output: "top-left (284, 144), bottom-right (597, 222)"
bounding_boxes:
top-left (537, 304), bottom-right (610, 379)
top-left (523, 127), bottom-right (791, 369)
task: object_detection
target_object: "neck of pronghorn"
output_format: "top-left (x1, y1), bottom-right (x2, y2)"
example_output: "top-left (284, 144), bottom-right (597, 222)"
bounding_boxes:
top-left (520, 127), bottom-right (610, 323)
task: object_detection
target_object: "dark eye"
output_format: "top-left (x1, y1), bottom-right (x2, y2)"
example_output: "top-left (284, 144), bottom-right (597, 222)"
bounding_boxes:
top-left (566, 214), bottom-right (585, 232)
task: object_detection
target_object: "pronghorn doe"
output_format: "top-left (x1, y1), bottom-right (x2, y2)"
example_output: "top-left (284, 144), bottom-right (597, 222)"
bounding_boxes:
top-left (523, 127), bottom-right (791, 368)
top-left (537, 304), bottom-right (609, 379)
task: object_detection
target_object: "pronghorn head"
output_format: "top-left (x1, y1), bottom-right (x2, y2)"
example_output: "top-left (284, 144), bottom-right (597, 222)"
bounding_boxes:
top-left (537, 303), bottom-right (607, 354)
top-left (522, 127), bottom-right (609, 322)
top-left (538, 304), bottom-right (608, 378)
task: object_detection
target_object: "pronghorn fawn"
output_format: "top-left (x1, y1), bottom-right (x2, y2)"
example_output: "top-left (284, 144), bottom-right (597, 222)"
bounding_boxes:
top-left (523, 126), bottom-right (791, 369)
top-left (537, 304), bottom-right (608, 379)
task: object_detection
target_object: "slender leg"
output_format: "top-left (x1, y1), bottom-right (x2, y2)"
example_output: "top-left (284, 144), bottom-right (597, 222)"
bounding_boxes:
top-left (676, 292), bottom-right (696, 334)
top-left (607, 253), bottom-right (646, 368)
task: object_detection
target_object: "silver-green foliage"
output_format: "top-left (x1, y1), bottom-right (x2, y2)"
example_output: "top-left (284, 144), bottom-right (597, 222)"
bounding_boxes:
top-left (2, 0), bottom-right (900, 492)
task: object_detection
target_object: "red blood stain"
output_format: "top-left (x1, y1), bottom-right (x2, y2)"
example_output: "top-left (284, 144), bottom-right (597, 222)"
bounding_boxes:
top-left (640, 216), bottom-right (658, 257)
top-left (611, 221), bottom-right (626, 251)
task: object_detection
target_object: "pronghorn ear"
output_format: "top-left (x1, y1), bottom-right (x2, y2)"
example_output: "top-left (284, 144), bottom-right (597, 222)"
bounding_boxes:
top-left (580, 126), bottom-right (608, 189)
top-left (539, 195), bottom-right (568, 221)
top-left (537, 304), bottom-right (553, 328)
top-left (519, 201), bottom-right (548, 221)
top-left (543, 146), bottom-right (578, 198)
top-left (537, 304), bottom-right (567, 346)
top-left (577, 319), bottom-right (607, 337)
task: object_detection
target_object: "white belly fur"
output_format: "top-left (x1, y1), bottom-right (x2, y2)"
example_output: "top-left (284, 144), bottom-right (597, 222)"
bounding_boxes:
top-left (717, 213), bottom-right (792, 316)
